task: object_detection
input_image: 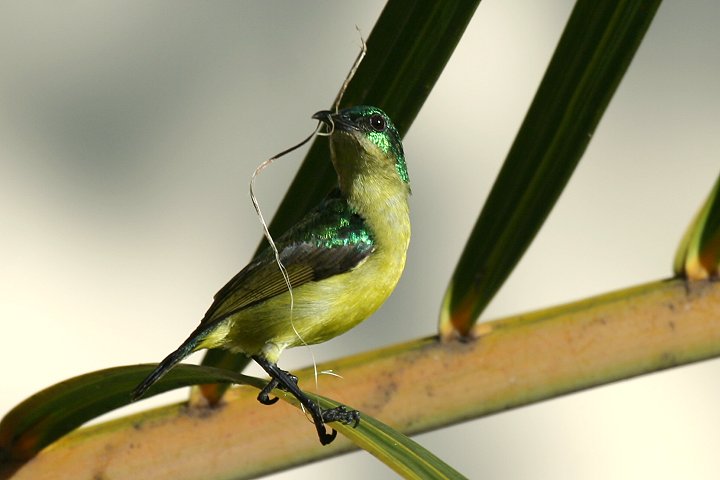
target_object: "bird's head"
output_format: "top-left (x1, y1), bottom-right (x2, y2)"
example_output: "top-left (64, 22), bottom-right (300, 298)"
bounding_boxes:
top-left (313, 106), bottom-right (409, 197)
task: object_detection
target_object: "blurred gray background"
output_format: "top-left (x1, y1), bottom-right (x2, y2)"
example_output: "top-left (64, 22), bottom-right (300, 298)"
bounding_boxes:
top-left (1, 1), bottom-right (719, 478)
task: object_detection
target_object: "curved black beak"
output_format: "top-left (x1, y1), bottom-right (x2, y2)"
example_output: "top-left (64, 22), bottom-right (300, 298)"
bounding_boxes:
top-left (312, 110), bottom-right (333, 127)
top-left (312, 109), bottom-right (356, 133)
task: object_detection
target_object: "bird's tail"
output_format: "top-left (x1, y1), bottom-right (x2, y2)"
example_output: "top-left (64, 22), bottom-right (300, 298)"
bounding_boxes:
top-left (131, 322), bottom-right (214, 401)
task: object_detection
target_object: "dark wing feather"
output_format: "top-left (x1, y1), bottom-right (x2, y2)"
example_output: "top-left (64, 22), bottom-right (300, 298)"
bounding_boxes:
top-left (201, 191), bottom-right (374, 324)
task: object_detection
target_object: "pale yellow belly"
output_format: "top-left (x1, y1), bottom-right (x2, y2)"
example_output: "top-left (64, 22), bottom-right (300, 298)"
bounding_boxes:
top-left (204, 246), bottom-right (406, 363)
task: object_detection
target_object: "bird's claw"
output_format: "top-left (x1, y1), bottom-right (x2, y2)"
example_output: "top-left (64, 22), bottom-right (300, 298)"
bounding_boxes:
top-left (318, 427), bottom-right (338, 445)
top-left (257, 378), bottom-right (279, 405)
top-left (315, 406), bottom-right (359, 444)
top-left (257, 390), bottom-right (279, 405)
top-left (321, 405), bottom-right (360, 428)
top-left (257, 371), bottom-right (299, 405)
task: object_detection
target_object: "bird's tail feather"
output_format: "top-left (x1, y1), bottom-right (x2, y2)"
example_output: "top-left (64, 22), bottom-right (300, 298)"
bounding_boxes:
top-left (131, 323), bottom-right (214, 401)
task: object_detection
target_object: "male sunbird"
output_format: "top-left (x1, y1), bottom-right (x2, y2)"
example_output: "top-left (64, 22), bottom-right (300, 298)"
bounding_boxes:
top-left (132, 106), bottom-right (411, 445)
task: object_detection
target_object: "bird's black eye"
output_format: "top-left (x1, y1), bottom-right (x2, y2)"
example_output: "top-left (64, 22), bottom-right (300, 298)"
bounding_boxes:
top-left (369, 114), bottom-right (386, 132)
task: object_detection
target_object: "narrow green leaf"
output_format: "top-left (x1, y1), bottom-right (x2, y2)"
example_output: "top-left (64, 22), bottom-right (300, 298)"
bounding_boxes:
top-left (1, 364), bottom-right (464, 480)
top-left (317, 396), bottom-right (467, 480)
top-left (674, 172), bottom-right (720, 279)
top-left (0, 365), bottom-right (262, 463)
top-left (200, 0), bottom-right (481, 401)
top-left (440, 0), bottom-right (663, 338)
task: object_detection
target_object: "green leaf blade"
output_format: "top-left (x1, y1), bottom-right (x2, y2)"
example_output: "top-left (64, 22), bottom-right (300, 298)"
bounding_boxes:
top-left (1, 364), bottom-right (463, 480)
top-left (332, 407), bottom-right (468, 480)
top-left (674, 172), bottom-right (720, 279)
top-left (0, 365), bottom-right (260, 463)
top-left (440, 0), bottom-right (663, 338)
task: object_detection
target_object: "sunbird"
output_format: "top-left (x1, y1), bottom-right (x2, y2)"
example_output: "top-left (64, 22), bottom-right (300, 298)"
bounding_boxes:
top-left (132, 105), bottom-right (411, 444)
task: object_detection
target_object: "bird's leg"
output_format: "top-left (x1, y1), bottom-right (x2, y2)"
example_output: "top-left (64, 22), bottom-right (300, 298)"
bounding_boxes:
top-left (252, 355), bottom-right (360, 445)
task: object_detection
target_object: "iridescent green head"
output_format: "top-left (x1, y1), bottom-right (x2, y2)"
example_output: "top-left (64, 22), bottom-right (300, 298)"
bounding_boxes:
top-left (313, 106), bottom-right (409, 185)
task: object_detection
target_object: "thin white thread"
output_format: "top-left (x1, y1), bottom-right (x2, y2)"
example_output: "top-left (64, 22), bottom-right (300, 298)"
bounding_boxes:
top-left (250, 33), bottom-right (367, 407)
top-left (332, 29), bottom-right (367, 114)
top-left (319, 370), bottom-right (344, 379)
top-left (249, 125), bottom-right (321, 358)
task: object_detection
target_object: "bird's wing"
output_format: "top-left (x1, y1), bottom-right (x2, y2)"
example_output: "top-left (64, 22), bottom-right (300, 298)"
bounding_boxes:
top-left (201, 192), bottom-right (374, 324)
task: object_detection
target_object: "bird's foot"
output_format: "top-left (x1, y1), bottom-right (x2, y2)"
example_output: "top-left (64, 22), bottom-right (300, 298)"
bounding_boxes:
top-left (252, 355), bottom-right (358, 445)
top-left (257, 370), bottom-right (298, 405)
top-left (321, 405), bottom-right (360, 427)
top-left (312, 405), bottom-right (360, 445)
top-left (317, 426), bottom-right (337, 445)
